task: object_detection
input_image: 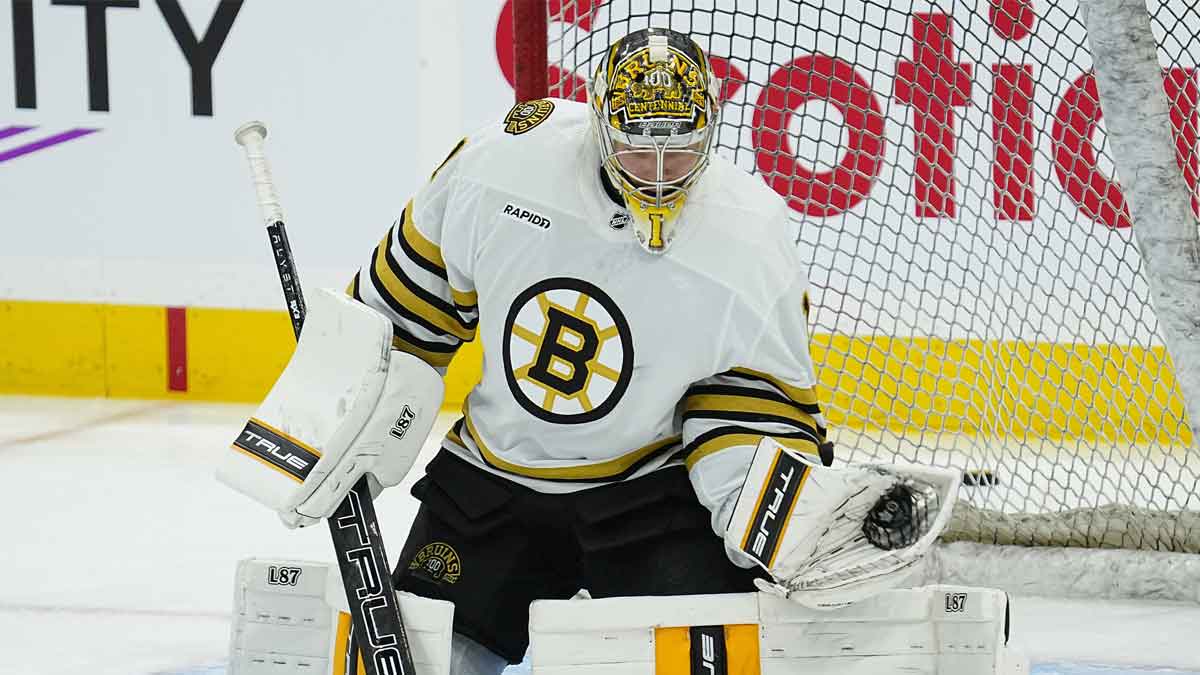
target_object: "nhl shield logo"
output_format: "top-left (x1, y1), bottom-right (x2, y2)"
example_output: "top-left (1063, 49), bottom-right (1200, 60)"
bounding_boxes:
top-left (609, 212), bottom-right (631, 230)
top-left (504, 99), bottom-right (555, 135)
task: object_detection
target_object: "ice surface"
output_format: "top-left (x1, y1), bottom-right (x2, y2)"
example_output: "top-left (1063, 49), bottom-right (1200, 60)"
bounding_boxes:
top-left (0, 397), bottom-right (1197, 675)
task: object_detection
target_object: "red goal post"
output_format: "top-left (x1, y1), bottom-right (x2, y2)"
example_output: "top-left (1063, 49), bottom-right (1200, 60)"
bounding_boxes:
top-left (512, 0), bottom-right (1200, 600)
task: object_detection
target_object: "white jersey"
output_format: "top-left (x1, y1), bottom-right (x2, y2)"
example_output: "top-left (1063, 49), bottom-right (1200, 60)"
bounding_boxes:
top-left (350, 99), bottom-right (828, 531)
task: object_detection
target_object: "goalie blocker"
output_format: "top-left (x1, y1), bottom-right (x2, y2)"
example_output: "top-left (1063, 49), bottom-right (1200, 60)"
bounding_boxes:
top-left (215, 288), bottom-right (444, 528)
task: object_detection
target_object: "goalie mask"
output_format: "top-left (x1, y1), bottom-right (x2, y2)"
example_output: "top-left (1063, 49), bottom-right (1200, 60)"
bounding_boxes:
top-left (591, 27), bottom-right (721, 253)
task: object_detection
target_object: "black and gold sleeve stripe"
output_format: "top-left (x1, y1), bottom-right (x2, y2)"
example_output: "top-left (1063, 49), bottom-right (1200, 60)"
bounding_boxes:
top-left (396, 200), bottom-right (449, 281)
top-left (391, 324), bottom-right (459, 369)
top-left (451, 287), bottom-right (478, 315)
top-left (348, 266), bottom-right (463, 369)
top-left (370, 224), bottom-right (476, 341)
top-left (682, 383), bottom-right (825, 444)
top-left (351, 195), bottom-right (479, 370)
top-left (679, 368), bottom-right (831, 469)
top-left (346, 135), bottom-right (476, 373)
top-left (676, 425), bottom-right (824, 470)
top-left (727, 368), bottom-right (822, 412)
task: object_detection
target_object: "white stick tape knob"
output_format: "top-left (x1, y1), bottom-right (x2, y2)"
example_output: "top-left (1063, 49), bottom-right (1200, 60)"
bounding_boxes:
top-left (234, 120), bottom-right (285, 225)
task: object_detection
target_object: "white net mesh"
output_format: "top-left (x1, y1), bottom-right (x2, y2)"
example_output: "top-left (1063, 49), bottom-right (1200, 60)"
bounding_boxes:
top-left (540, 0), bottom-right (1200, 552)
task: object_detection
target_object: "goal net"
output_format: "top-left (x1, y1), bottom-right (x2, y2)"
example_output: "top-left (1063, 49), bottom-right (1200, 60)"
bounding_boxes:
top-left (512, 0), bottom-right (1200, 578)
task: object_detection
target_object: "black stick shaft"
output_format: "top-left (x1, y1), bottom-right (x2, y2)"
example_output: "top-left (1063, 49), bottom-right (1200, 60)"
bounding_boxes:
top-left (263, 219), bottom-right (414, 675)
top-left (329, 480), bottom-right (415, 675)
top-left (266, 221), bottom-right (306, 340)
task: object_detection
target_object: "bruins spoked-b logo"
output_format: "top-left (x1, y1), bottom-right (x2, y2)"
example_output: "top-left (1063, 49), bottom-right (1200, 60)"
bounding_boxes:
top-left (503, 278), bottom-right (634, 424)
top-left (504, 99), bottom-right (555, 135)
top-left (408, 542), bottom-right (461, 584)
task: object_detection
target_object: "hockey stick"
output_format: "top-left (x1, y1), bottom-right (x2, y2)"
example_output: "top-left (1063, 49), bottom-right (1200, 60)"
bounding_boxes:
top-left (234, 121), bottom-right (416, 675)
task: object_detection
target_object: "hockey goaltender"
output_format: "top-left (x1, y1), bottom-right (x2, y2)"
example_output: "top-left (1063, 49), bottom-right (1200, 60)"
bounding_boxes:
top-left (218, 27), bottom-right (1024, 675)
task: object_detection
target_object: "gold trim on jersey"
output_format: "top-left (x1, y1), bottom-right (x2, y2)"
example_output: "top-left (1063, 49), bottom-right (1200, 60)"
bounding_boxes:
top-left (729, 368), bottom-right (821, 408)
top-left (372, 229), bottom-right (475, 341)
top-left (431, 137), bottom-right (467, 181)
top-left (685, 431), bottom-right (819, 470)
top-left (450, 286), bottom-right (478, 310)
top-left (353, 255), bottom-right (462, 367)
top-left (400, 200), bottom-right (447, 273)
top-left (446, 420), bottom-right (468, 449)
top-left (456, 407), bottom-right (682, 481)
top-left (391, 333), bottom-right (457, 369)
top-left (683, 392), bottom-right (823, 440)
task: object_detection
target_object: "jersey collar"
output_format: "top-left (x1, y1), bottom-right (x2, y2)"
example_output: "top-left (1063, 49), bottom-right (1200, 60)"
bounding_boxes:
top-left (599, 167), bottom-right (625, 208)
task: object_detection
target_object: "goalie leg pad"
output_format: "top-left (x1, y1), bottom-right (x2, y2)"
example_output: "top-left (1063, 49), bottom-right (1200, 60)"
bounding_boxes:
top-left (529, 587), bottom-right (1026, 675)
top-left (229, 558), bottom-right (454, 674)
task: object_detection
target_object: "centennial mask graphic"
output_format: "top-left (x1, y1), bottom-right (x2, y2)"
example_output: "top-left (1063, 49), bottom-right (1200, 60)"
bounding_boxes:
top-left (607, 47), bottom-right (709, 131)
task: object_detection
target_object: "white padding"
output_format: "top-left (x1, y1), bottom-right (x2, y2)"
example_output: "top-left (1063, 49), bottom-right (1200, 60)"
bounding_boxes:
top-left (395, 592), bottom-right (456, 675)
top-left (217, 289), bottom-right (391, 518)
top-left (230, 559), bottom-right (339, 675)
top-left (726, 438), bottom-right (960, 609)
top-left (216, 288), bottom-right (443, 527)
top-left (532, 593), bottom-right (758, 671)
top-left (529, 587), bottom-right (1027, 675)
top-left (230, 558), bottom-right (454, 675)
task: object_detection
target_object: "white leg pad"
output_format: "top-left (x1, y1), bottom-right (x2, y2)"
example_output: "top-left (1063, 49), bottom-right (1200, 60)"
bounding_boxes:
top-left (229, 558), bottom-right (454, 674)
top-left (529, 586), bottom-right (1027, 675)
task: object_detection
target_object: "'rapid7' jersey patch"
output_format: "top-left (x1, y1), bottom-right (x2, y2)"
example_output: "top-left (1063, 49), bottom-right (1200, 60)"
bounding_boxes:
top-left (502, 277), bottom-right (634, 425)
top-left (501, 202), bottom-right (552, 230)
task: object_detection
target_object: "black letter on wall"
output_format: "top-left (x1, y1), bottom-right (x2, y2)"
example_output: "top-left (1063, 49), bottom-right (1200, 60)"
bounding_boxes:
top-left (12, 0), bottom-right (35, 108)
top-left (157, 0), bottom-right (243, 116)
top-left (51, 0), bottom-right (139, 112)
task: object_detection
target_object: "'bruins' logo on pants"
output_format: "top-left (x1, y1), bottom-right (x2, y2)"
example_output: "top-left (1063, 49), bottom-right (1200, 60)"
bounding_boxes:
top-left (503, 278), bottom-right (634, 424)
top-left (408, 542), bottom-right (462, 584)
